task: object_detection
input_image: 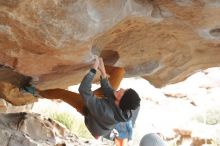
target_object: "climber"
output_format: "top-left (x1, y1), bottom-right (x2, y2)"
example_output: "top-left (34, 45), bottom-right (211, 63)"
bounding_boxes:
top-left (28, 56), bottom-right (140, 138)
top-left (78, 56), bottom-right (140, 138)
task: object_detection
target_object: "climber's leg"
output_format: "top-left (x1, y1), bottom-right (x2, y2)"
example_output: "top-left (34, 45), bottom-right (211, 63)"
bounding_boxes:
top-left (38, 89), bottom-right (85, 115)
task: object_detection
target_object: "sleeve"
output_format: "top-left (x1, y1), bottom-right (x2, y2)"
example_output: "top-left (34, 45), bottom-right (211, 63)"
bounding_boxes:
top-left (126, 120), bottom-right (133, 140)
top-left (100, 77), bottom-right (114, 99)
top-left (78, 69), bottom-right (96, 107)
top-left (79, 69), bottom-right (109, 117)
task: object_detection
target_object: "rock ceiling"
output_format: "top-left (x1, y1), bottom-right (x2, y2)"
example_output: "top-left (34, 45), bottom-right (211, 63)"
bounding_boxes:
top-left (1, 0), bottom-right (220, 90)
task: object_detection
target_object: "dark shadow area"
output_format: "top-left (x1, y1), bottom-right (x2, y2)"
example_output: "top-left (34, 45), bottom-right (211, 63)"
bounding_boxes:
top-left (0, 65), bottom-right (32, 88)
top-left (210, 28), bottom-right (220, 38)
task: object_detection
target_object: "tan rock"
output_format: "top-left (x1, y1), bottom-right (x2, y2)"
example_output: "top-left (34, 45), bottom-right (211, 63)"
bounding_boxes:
top-left (0, 99), bottom-right (7, 112)
top-left (191, 137), bottom-right (212, 146)
top-left (173, 128), bottom-right (192, 137)
top-left (0, 0), bottom-right (220, 89)
top-left (0, 81), bottom-right (37, 106)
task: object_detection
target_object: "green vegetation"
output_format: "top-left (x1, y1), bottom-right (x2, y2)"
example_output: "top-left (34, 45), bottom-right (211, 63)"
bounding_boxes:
top-left (190, 106), bottom-right (220, 145)
top-left (50, 112), bottom-right (92, 138)
top-left (192, 107), bottom-right (220, 125)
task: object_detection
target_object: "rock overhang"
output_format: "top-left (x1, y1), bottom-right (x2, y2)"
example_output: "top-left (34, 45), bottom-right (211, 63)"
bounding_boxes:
top-left (0, 0), bottom-right (220, 90)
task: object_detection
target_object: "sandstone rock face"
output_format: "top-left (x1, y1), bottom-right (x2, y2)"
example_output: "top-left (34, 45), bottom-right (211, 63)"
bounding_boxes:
top-left (0, 81), bottom-right (37, 105)
top-left (0, 99), bottom-right (7, 112)
top-left (0, 112), bottom-right (89, 146)
top-left (0, 0), bottom-right (220, 90)
top-left (0, 98), bottom-right (33, 113)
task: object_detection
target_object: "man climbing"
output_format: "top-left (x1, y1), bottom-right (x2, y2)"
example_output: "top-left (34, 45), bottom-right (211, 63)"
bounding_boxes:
top-left (78, 56), bottom-right (141, 138)
top-left (27, 56), bottom-right (141, 138)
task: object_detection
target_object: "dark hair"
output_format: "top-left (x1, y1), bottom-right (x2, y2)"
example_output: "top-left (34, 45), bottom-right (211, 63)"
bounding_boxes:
top-left (119, 88), bottom-right (140, 111)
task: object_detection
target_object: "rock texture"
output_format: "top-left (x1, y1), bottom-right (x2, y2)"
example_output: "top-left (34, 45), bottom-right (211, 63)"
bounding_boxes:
top-left (0, 98), bottom-right (7, 112)
top-left (0, 112), bottom-right (90, 146)
top-left (0, 0), bottom-right (220, 89)
top-left (0, 81), bottom-right (37, 105)
top-left (0, 98), bottom-right (33, 113)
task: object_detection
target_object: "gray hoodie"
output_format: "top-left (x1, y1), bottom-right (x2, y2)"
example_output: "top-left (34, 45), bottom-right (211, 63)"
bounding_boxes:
top-left (78, 70), bottom-right (132, 137)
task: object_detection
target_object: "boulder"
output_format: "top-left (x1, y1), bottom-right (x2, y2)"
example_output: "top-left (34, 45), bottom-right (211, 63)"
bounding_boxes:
top-left (0, 112), bottom-right (89, 146)
top-left (0, 0), bottom-right (219, 90)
